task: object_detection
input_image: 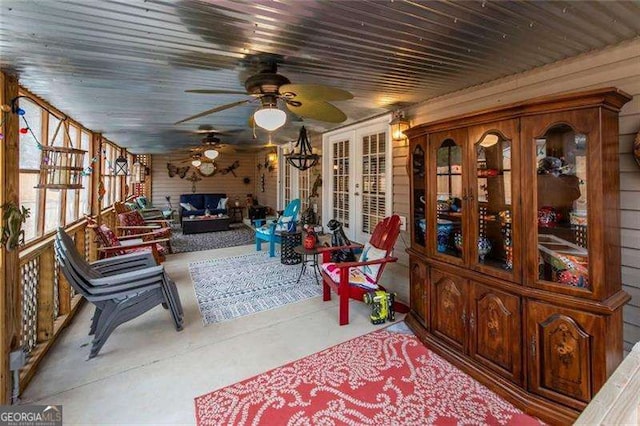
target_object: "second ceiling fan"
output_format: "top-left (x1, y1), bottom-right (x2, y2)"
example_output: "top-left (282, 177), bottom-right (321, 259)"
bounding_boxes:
top-left (175, 58), bottom-right (353, 131)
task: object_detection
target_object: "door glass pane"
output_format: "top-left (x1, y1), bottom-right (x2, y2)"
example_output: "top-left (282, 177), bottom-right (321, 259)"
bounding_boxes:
top-left (361, 132), bottom-right (386, 234)
top-left (332, 139), bottom-right (350, 228)
top-left (476, 133), bottom-right (512, 270)
top-left (412, 144), bottom-right (426, 247)
top-left (535, 125), bottom-right (589, 289)
top-left (436, 139), bottom-right (463, 258)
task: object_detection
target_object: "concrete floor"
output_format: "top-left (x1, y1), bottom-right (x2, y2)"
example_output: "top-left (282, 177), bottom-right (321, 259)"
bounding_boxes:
top-left (21, 244), bottom-right (409, 425)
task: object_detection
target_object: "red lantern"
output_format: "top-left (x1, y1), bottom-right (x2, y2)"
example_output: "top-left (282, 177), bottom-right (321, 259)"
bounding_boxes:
top-left (303, 231), bottom-right (317, 249)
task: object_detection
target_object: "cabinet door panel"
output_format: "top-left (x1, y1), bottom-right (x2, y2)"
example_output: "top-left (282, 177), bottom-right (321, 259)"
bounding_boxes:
top-left (410, 138), bottom-right (427, 251)
top-left (527, 301), bottom-right (602, 409)
top-left (409, 260), bottom-right (428, 326)
top-left (431, 269), bottom-right (466, 352)
top-left (470, 283), bottom-right (522, 384)
top-left (428, 129), bottom-right (468, 266)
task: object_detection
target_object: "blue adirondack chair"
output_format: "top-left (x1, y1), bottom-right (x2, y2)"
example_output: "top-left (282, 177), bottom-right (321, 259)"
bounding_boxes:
top-left (255, 199), bottom-right (301, 257)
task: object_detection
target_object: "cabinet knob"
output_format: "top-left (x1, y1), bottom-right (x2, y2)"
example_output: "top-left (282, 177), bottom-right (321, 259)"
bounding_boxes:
top-left (469, 312), bottom-right (475, 329)
top-left (461, 309), bottom-right (467, 323)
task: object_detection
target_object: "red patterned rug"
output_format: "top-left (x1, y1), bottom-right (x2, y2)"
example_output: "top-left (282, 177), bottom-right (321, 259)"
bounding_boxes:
top-left (195, 329), bottom-right (541, 425)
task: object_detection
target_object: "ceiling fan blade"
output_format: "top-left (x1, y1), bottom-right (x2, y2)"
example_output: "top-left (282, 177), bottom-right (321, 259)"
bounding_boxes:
top-left (185, 89), bottom-right (248, 95)
top-left (279, 84), bottom-right (353, 101)
top-left (286, 101), bottom-right (347, 123)
top-left (174, 99), bottom-right (251, 125)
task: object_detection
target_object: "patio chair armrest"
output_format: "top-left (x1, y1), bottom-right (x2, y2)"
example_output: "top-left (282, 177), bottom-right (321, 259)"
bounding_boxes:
top-left (91, 252), bottom-right (157, 271)
top-left (117, 225), bottom-right (161, 230)
top-left (90, 265), bottom-right (165, 286)
top-left (118, 232), bottom-right (158, 240)
top-left (143, 220), bottom-right (172, 224)
top-left (329, 256), bottom-right (398, 270)
top-left (317, 243), bottom-right (364, 254)
top-left (91, 252), bottom-right (153, 266)
top-left (97, 239), bottom-right (168, 252)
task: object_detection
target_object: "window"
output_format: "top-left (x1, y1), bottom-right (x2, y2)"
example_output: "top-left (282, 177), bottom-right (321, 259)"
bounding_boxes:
top-left (18, 97), bottom-right (43, 241)
top-left (64, 124), bottom-right (80, 224)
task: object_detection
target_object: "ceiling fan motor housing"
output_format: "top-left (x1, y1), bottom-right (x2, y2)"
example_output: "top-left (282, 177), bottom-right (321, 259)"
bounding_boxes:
top-left (244, 72), bottom-right (290, 95)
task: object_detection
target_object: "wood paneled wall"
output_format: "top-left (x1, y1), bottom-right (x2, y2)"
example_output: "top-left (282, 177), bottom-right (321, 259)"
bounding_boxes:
top-left (393, 38), bottom-right (640, 351)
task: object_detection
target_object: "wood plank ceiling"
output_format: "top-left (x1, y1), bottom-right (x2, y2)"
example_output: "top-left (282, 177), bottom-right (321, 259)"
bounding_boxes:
top-left (1, 0), bottom-right (639, 153)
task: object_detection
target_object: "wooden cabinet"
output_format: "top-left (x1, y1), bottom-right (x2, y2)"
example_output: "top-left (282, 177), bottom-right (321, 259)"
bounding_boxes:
top-left (404, 88), bottom-right (632, 424)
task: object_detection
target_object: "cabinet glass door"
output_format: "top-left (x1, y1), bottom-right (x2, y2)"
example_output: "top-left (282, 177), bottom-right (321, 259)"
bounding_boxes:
top-left (435, 138), bottom-right (464, 260)
top-left (473, 132), bottom-right (514, 272)
top-left (412, 143), bottom-right (426, 248)
top-left (534, 124), bottom-right (590, 290)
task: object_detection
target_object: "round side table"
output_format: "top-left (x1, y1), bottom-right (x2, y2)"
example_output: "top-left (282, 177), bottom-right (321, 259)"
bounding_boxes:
top-left (280, 231), bottom-right (302, 265)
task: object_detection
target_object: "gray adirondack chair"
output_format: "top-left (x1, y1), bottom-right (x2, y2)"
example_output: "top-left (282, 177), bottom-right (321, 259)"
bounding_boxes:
top-left (54, 229), bottom-right (184, 358)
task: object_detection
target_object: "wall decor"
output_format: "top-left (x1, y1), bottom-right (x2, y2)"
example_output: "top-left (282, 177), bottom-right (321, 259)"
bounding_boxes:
top-left (260, 174), bottom-right (265, 192)
top-left (633, 130), bottom-right (640, 167)
top-left (197, 162), bottom-right (216, 177)
top-left (187, 171), bottom-right (202, 193)
top-left (243, 177), bottom-right (251, 185)
top-left (220, 160), bottom-right (240, 176)
top-left (167, 163), bottom-right (190, 178)
top-left (1, 202), bottom-right (30, 251)
top-left (311, 174), bottom-right (322, 198)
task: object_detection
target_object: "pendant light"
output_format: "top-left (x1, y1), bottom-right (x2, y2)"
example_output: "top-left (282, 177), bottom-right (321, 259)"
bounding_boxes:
top-left (203, 149), bottom-right (219, 160)
top-left (285, 126), bottom-right (320, 171)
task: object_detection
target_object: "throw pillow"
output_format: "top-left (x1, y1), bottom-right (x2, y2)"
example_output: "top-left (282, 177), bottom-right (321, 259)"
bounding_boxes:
top-left (358, 242), bottom-right (387, 281)
top-left (180, 202), bottom-right (196, 211)
top-left (275, 216), bottom-right (294, 232)
top-left (217, 197), bottom-right (228, 209)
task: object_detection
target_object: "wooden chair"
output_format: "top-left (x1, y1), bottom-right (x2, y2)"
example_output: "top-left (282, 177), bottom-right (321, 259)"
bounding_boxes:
top-left (116, 210), bottom-right (173, 254)
top-left (86, 216), bottom-right (168, 264)
top-left (255, 199), bottom-right (301, 257)
top-left (113, 201), bottom-right (171, 224)
top-left (319, 215), bottom-right (406, 325)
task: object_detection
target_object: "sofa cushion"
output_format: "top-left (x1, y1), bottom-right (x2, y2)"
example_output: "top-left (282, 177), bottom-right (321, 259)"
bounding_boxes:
top-left (180, 194), bottom-right (205, 210)
top-left (204, 194), bottom-right (224, 211)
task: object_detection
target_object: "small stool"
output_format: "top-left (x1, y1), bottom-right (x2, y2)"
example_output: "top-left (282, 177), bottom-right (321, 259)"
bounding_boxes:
top-left (280, 232), bottom-right (302, 265)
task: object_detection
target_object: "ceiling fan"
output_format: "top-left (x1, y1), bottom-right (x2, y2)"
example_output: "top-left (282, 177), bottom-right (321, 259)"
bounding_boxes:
top-left (174, 58), bottom-right (353, 131)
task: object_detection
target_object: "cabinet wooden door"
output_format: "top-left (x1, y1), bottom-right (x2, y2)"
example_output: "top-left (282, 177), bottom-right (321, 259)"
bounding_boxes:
top-left (467, 120), bottom-right (521, 284)
top-left (409, 137), bottom-right (427, 252)
top-left (427, 129), bottom-right (469, 266)
top-left (431, 268), bottom-right (467, 352)
top-left (409, 259), bottom-right (428, 327)
top-left (469, 282), bottom-right (522, 384)
top-left (527, 301), bottom-right (603, 409)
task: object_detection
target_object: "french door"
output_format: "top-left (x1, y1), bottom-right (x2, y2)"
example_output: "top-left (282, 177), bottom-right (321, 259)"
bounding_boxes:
top-left (324, 118), bottom-right (392, 243)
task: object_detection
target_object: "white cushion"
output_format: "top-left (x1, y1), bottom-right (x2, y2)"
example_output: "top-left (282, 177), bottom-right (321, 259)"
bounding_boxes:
top-left (180, 202), bottom-right (193, 211)
top-left (358, 242), bottom-right (387, 281)
top-left (217, 197), bottom-right (228, 209)
top-left (320, 263), bottom-right (378, 290)
top-left (275, 216), bottom-right (293, 232)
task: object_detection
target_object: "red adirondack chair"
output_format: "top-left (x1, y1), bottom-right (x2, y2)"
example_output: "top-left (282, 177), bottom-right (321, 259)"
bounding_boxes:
top-left (319, 214), bottom-right (408, 325)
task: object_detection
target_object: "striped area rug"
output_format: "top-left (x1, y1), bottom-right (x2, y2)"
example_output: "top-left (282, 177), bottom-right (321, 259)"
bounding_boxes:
top-left (189, 252), bottom-right (322, 325)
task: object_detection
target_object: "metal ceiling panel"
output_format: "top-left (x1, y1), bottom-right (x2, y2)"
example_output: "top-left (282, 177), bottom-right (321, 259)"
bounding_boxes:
top-left (1, 0), bottom-right (638, 153)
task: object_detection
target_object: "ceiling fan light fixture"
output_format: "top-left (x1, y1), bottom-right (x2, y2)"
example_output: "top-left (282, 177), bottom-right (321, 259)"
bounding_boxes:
top-left (204, 149), bottom-right (219, 160)
top-left (254, 107), bottom-right (287, 132)
top-left (191, 159), bottom-right (202, 167)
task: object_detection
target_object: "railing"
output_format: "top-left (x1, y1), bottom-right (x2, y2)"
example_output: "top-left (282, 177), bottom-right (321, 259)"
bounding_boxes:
top-left (16, 207), bottom-right (118, 393)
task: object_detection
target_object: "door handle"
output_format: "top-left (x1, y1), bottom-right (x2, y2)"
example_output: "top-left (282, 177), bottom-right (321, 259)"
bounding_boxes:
top-left (530, 336), bottom-right (536, 357)
top-left (354, 192), bottom-right (360, 196)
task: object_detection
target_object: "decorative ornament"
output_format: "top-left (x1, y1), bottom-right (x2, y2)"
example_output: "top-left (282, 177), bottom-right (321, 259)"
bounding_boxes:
top-left (311, 174), bottom-right (322, 198)
top-left (97, 180), bottom-right (106, 202)
top-left (1, 203), bottom-right (30, 251)
top-left (187, 172), bottom-right (202, 193)
top-left (19, 127), bottom-right (28, 134)
top-left (285, 126), bottom-right (320, 171)
top-left (303, 225), bottom-right (317, 249)
top-left (114, 155), bottom-right (128, 176)
top-left (260, 174), bottom-right (265, 192)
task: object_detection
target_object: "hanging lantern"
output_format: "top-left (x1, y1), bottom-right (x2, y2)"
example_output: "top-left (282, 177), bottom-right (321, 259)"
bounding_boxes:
top-left (131, 161), bottom-right (145, 183)
top-left (114, 155), bottom-right (129, 176)
top-left (285, 126), bottom-right (320, 171)
top-left (390, 111), bottom-right (410, 142)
